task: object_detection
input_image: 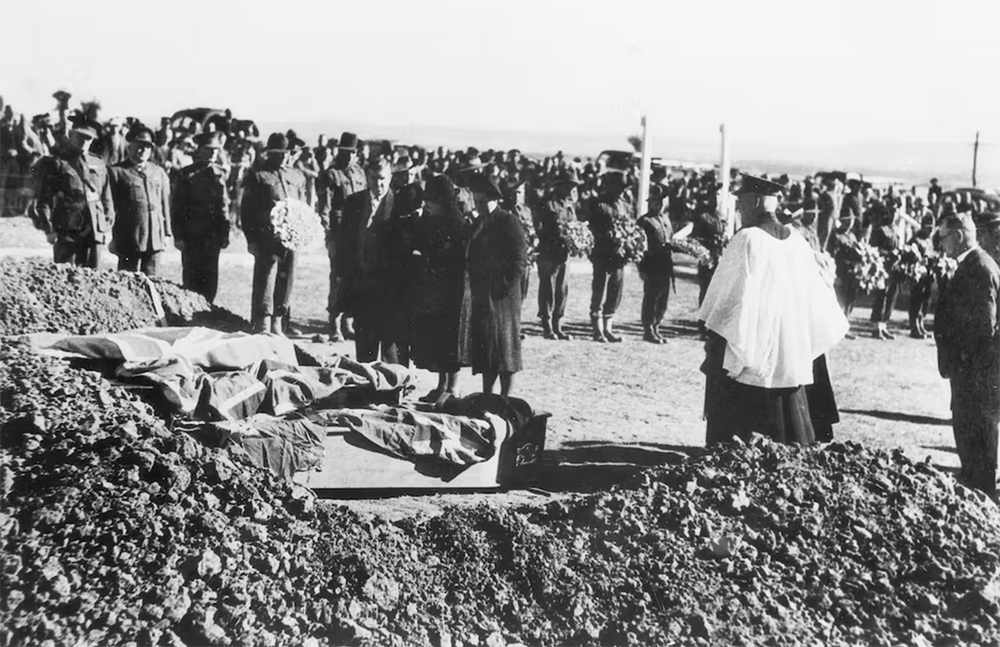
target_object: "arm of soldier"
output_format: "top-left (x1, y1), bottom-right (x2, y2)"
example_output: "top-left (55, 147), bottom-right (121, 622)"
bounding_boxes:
top-left (240, 173), bottom-right (262, 252)
top-left (315, 171), bottom-right (331, 229)
top-left (101, 166), bottom-right (116, 230)
top-left (32, 159), bottom-right (57, 236)
top-left (160, 167), bottom-right (173, 239)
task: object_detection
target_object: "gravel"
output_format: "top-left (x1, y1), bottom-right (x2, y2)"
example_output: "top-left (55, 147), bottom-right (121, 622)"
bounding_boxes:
top-left (0, 259), bottom-right (246, 336)
top-left (3, 337), bottom-right (999, 646)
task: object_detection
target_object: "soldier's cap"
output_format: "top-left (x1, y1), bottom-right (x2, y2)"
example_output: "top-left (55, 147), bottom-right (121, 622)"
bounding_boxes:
top-left (265, 132), bottom-right (292, 152)
top-left (69, 116), bottom-right (101, 139)
top-left (194, 131), bottom-right (224, 149)
top-left (126, 125), bottom-right (156, 146)
top-left (468, 172), bottom-right (504, 200)
top-left (287, 134), bottom-right (307, 150)
top-left (337, 132), bottom-right (358, 151)
top-left (391, 183), bottom-right (425, 217)
top-left (735, 174), bottom-right (784, 196)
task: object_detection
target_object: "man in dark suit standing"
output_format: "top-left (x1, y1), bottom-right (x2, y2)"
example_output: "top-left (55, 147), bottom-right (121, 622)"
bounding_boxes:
top-left (935, 213), bottom-right (1000, 499)
top-left (637, 184), bottom-right (674, 344)
top-left (340, 159), bottom-right (396, 362)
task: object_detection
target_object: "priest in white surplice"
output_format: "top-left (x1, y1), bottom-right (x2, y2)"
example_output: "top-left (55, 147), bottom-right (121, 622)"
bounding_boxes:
top-left (698, 175), bottom-right (848, 446)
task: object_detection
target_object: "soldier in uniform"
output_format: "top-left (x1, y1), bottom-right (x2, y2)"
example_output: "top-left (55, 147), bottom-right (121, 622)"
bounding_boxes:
top-left (316, 131), bottom-right (367, 341)
top-left (534, 169), bottom-right (580, 340)
top-left (107, 126), bottom-right (172, 277)
top-left (32, 118), bottom-right (115, 268)
top-left (637, 184), bottom-right (674, 344)
top-left (240, 133), bottom-right (307, 335)
top-left (171, 131), bottom-right (231, 303)
top-left (582, 171), bottom-right (630, 343)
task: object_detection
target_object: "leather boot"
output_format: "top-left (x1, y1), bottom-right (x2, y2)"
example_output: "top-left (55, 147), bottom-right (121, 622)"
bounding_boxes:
top-left (643, 324), bottom-right (660, 344)
top-left (591, 315), bottom-right (608, 343)
top-left (329, 314), bottom-right (344, 342)
top-left (553, 317), bottom-right (572, 340)
top-left (604, 316), bottom-right (623, 343)
top-left (341, 316), bottom-right (356, 341)
top-left (541, 317), bottom-right (556, 340)
top-left (270, 316), bottom-right (284, 336)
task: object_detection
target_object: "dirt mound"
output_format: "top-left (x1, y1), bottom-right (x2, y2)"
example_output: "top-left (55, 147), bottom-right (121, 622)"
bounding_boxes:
top-left (2, 337), bottom-right (998, 647)
top-left (0, 259), bottom-right (247, 336)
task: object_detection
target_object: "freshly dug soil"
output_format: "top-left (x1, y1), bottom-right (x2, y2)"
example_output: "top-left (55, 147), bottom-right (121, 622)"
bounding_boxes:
top-left (0, 258), bottom-right (246, 336)
top-left (2, 338), bottom-right (998, 646)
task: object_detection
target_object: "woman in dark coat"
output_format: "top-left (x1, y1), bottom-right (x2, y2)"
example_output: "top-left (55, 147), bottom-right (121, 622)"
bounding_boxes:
top-left (410, 176), bottom-right (471, 404)
top-left (465, 172), bottom-right (528, 397)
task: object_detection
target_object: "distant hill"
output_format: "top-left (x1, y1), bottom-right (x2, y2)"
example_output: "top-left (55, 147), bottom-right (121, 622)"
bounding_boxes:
top-left (261, 119), bottom-right (997, 190)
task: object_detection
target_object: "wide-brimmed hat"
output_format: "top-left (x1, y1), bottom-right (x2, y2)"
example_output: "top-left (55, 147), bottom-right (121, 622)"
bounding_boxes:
top-left (455, 155), bottom-right (485, 174)
top-left (424, 175), bottom-right (458, 204)
top-left (468, 172), bottom-right (504, 200)
top-left (735, 174), bottom-right (784, 196)
top-left (337, 132), bottom-right (358, 151)
top-left (392, 156), bottom-right (414, 175)
top-left (265, 132), bottom-right (291, 151)
top-left (555, 168), bottom-right (581, 186)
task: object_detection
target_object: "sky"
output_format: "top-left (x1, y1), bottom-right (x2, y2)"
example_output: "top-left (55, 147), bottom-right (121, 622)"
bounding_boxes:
top-left (1, 0), bottom-right (998, 178)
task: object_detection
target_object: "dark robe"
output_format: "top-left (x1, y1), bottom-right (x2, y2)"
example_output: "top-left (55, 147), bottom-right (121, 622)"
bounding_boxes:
top-left (465, 206), bottom-right (528, 374)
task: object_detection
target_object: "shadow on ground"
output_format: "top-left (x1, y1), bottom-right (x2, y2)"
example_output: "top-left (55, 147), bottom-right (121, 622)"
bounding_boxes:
top-left (529, 441), bottom-right (705, 493)
top-left (841, 408), bottom-right (951, 426)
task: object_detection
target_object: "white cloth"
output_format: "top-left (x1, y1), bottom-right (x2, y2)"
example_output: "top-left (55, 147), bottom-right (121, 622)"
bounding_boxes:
top-left (698, 226), bottom-right (848, 389)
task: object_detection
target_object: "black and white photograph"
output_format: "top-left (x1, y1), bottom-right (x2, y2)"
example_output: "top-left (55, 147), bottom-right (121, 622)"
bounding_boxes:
top-left (1, 0), bottom-right (998, 645)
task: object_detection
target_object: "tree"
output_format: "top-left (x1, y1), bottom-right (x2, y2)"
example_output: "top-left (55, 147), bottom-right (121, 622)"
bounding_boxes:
top-left (80, 100), bottom-right (101, 122)
top-left (627, 134), bottom-right (643, 153)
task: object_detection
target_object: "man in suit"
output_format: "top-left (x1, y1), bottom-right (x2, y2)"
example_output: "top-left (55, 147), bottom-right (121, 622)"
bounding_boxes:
top-left (340, 158), bottom-right (396, 362)
top-left (934, 213), bottom-right (1000, 498)
top-left (107, 125), bottom-right (172, 276)
top-left (32, 118), bottom-right (115, 268)
top-left (240, 133), bottom-right (307, 335)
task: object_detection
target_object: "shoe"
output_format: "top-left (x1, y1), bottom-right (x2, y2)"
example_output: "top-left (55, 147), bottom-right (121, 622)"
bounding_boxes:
top-left (270, 316), bottom-right (285, 336)
top-left (285, 322), bottom-right (304, 337)
top-left (418, 388), bottom-right (444, 403)
top-left (552, 318), bottom-right (573, 341)
top-left (591, 315), bottom-right (608, 343)
top-left (643, 330), bottom-right (661, 344)
top-left (603, 316), bottom-right (623, 343)
top-left (541, 318), bottom-right (556, 340)
top-left (873, 327), bottom-right (894, 340)
top-left (329, 315), bottom-right (344, 342)
top-left (844, 332), bottom-right (857, 340)
top-left (909, 329), bottom-right (924, 339)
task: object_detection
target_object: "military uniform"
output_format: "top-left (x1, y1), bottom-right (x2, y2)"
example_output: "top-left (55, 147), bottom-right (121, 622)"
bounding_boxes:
top-left (240, 160), bottom-right (307, 330)
top-left (535, 196), bottom-right (576, 337)
top-left (172, 160), bottom-right (231, 302)
top-left (637, 209), bottom-right (674, 342)
top-left (33, 147), bottom-right (115, 268)
top-left (584, 192), bottom-right (630, 341)
top-left (316, 162), bottom-right (366, 324)
top-left (108, 159), bottom-right (172, 276)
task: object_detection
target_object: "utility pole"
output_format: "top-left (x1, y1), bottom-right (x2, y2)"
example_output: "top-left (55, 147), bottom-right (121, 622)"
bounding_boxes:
top-left (972, 131), bottom-right (979, 188)
top-left (637, 116), bottom-right (652, 218)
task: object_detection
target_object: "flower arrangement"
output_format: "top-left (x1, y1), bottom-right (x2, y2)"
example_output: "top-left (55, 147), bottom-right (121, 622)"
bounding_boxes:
top-left (610, 212), bottom-right (647, 265)
top-left (269, 199), bottom-right (323, 251)
top-left (887, 239), bottom-right (934, 282)
top-left (850, 241), bottom-right (889, 292)
top-left (926, 252), bottom-right (957, 281)
top-left (558, 220), bottom-right (594, 259)
top-left (517, 208), bottom-right (539, 264)
top-left (669, 237), bottom-right (712, 264)
top-left (702, 230), bottom-right (730, 270)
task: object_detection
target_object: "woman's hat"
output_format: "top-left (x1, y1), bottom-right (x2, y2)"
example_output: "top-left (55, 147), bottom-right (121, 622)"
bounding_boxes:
top-left (337, 132), bottom-right (358, 151)
top-left (392, 183), bottom-right (424, 217)
top-left (424, 175), bottom-right (458, 204)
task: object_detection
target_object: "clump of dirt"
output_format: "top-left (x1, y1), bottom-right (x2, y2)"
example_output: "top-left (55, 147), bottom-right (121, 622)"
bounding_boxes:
top-left (0, 259), bottom-right (247, 336)
top-left (2, 337), bottom-right (998, 647)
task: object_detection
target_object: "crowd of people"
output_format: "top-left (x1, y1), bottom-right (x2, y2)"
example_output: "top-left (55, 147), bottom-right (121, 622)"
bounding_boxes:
top-left (4, 94), bottom-right (998, 499)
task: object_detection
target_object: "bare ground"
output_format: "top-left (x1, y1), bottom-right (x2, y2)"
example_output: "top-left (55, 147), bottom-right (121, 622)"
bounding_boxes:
top-left (0, 217), bottom-right (957, 519)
